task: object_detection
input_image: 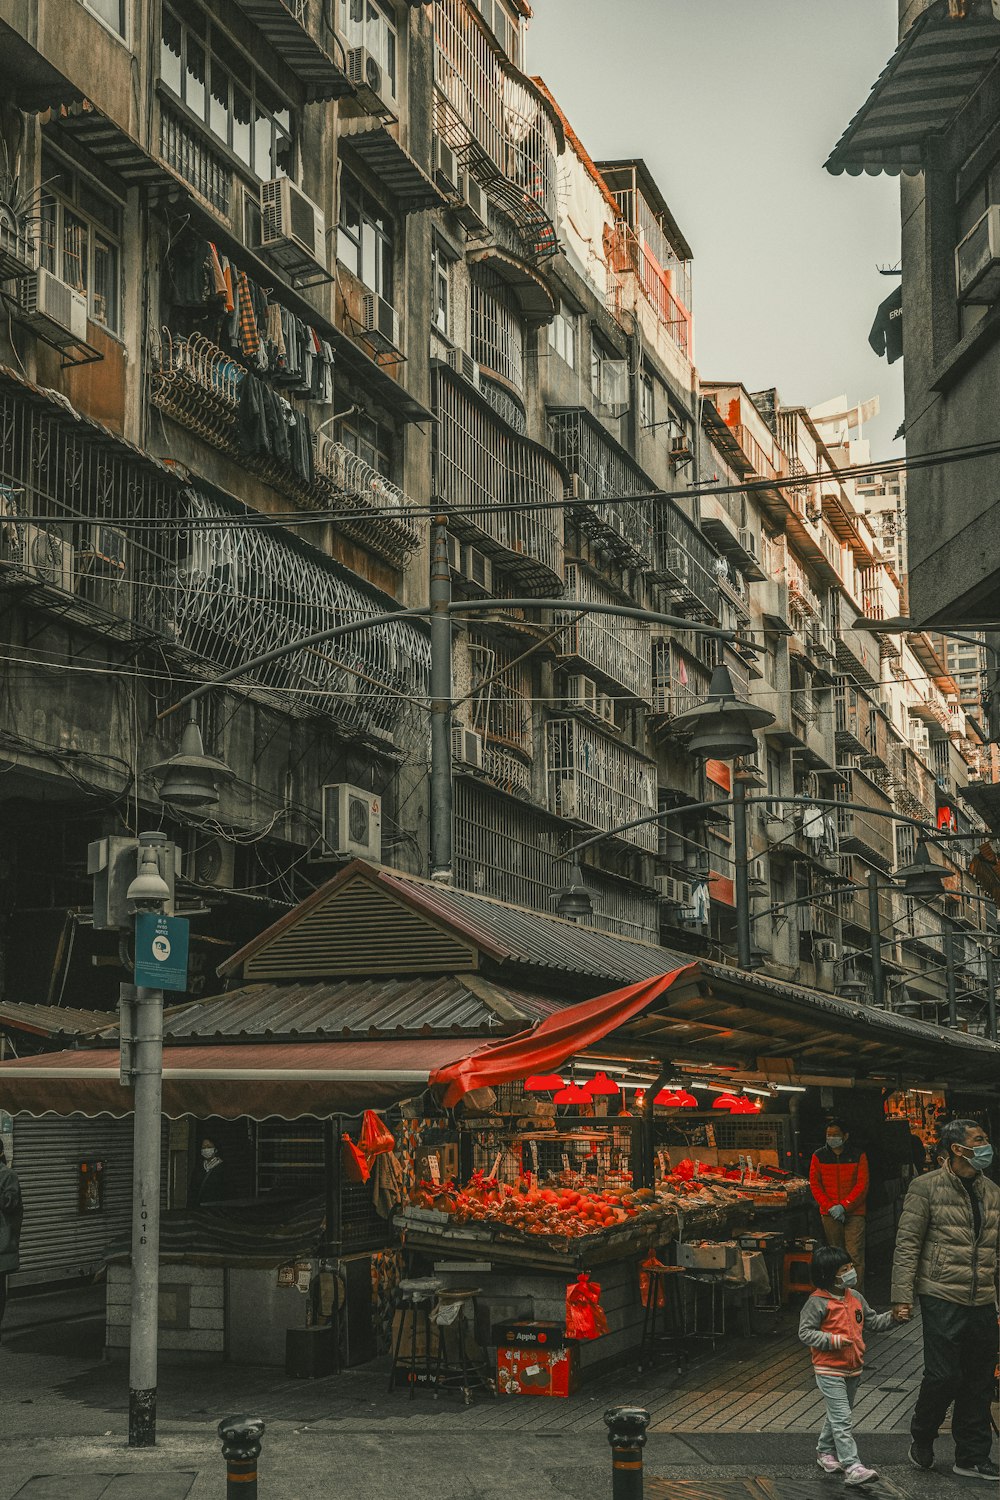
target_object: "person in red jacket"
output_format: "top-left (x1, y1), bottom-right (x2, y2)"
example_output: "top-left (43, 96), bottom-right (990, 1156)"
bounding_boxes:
top-left (809, 1120), bottom-right (870, 1290)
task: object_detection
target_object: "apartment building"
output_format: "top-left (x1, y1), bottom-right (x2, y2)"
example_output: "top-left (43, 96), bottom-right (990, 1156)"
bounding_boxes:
top-left (0, 0), bottom-right (993, 1031)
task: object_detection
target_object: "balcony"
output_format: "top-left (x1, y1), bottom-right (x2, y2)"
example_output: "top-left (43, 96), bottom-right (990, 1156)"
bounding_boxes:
top-left (229, 0), bottom-right (353, 100)
top-left (698, 492), bottom-right (766, 581)
top-left (835, 680), bottom-right (890, 770)
top-left (836, 769), bottom-right (895, 871)
top-left (432, 363), bottom-right (564, 591)
top-left (468, 641), bottom-right (533, 800)
top-left (651, 640), bottom-right (711, 719)
top-left (433, 0), bottom-right (561, 264)
top-left (837, 855), bottom-right (896, 934)
top-left (0, 211), bottom-right (36, 283)
top-left (313, 438), bottom-right (420, 567)
top-left (545, 718), bottom-right (657, 851)
top-left (159, 101), bottom-right (232, 218)
top-left (606, 222), bottom-right (691, 358)
top-left (653, 503), bottom-right (721, 623)
top-left (548, 408), bottom-right (654, 569)
top-left (559, 564), bottom-right (652, 702)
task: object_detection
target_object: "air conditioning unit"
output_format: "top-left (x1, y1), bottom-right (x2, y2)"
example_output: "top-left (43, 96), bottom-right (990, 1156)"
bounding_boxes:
top-left (347, 46), bottom-right (394, 114)
top-left (665, 547), bottom-right (690, 583)
top-left (565, 674), bottom-right (599, 713)
top-left (454, 172), bottom-right (488, 232)
top-left (446, 346), bottom-right (480, 388)
top-left (597, 693), bottom-right (616, 725)
top-left (598, 359), bottom-right (629, 411)
top-left (565, 474), bottom-right (590, 502)
top-left (956, 204), bottom-right (1000, 304)
top-left (185, 835), bottom-right (236, 889)
top-left (432, 136), bottom-right (458, 195)
top-left (361, 291), bottom-right (401, 354)
top-left (23, 524), bottom-right (74, 592)
top-left (461, 544), bottom-right (493, 593)
top-left (738, 527), bottom-right (758, 560)
top-left (451, 727), bottom-right (484, 769)
top-left (18, 268), bottom-right (87, 343)
top-left (320, 783), bottom-right (382, 861)
top-left (815, 939), bottom-right (837, 964)
top-left (259, 178), bottom-right (327, 272)
top-left (654, 875), bottom-right (692, 907)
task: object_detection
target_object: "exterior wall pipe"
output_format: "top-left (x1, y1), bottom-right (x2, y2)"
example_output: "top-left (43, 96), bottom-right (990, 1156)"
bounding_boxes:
top-left (867, 868), bottom-right (885, 1008)
top-left (945, 921), bottom-right (958, 1028)
top-left (733, 778), bottom-right (752, 971)
top-left (429, 517), bottom-right (453, 882)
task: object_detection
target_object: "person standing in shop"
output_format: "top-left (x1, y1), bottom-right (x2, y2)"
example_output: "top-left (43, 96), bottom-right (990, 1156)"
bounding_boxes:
top-left (0, 1140), bottom-right (23, 1342)
top-left (809, 1120), bottom-right (869, 1290)
top-left (189, 1136), bottom-right (227, 1209)
top-left (892, 1118), bottom-right (1000, 1482)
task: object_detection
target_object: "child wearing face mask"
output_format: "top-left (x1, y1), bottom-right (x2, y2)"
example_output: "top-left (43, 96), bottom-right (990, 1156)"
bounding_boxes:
top-left (799, 1244), bottom-right (903, 1487)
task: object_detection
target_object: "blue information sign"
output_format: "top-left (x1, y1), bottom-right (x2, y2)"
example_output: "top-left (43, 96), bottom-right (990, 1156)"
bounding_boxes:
top-left (134, 913), bottom-right (190, 992)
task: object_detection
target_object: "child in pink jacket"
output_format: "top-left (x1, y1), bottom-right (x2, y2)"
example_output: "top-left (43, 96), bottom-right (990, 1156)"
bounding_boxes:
top-left (798, 1244), bottom-right (900, 1486)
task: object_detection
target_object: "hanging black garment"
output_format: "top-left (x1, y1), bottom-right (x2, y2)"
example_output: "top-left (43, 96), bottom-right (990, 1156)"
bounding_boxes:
top-left (869, 284), bottom-right (903, 364)
top-left (237, 374), bottom-right (270, 457)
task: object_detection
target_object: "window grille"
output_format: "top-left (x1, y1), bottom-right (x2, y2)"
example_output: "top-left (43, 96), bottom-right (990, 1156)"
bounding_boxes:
top-left (559, 564), bottom-right (652, 702)
top-left (470, 267), bottom-right (524, 390)
top-left (547, 407), bottom-right (653, 568)
top-left (545, 718), bottom-right (657, 850)
top-left (432, 364), bottom-right (563, 588)
top-left (454, 778), bottom-right (561, 911)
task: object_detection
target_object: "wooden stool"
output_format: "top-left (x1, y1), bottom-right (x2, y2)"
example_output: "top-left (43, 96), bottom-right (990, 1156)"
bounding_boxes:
top-left (782, 1248), bottom-right (813, 1304)
top-left (638, 1265), bottom-right (688, 1375)
top-left (389, 1277), bottom-right (442, 1398)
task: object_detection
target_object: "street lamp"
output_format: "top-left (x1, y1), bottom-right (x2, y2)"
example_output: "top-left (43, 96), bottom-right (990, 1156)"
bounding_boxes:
top-left (147, 707), bottom-right (235, 811)
top-left (896, 838), bottom-right (950, 900)
top-left (670, 664), bottom-right (776, 760)
top-left (555, 862), bottom-right (594, 922)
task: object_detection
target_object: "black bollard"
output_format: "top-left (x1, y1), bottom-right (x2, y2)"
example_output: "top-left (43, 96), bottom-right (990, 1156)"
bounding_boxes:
top-left (604, 1405), bottom-right (650, 1500)
top-left (218, 1413), bottom-right (265, 1500)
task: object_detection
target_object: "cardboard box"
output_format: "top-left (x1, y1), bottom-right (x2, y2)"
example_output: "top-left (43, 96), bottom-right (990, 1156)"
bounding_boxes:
top-left (676, 1241), bottom-right (739, 1274)
top-left (494, 1320), bottom-right (565, 1350)
top-left (497, 1343), bottom-right (579, 1397)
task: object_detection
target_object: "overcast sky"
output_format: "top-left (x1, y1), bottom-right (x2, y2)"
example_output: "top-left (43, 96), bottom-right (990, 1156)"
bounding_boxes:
top-left (527, 0), bottom-right (903, 456)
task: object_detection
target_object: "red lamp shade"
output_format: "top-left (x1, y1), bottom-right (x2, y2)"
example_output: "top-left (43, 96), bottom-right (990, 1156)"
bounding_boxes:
top-left (654, 1089), bottom-right (682, 1107)
top-left (675, 1090), bottom-right (698, 1108)
top-left (712, 1093), bottom-right (741, 1111)
top-left (587, 1072), bottom-right (622, 1097)
top-left (553, 1082), bottom-right (592, 1105)
top-left (731, 1097), bottom-right (758, 1114)
top-left (524, 1073), bottom-right (565, 1093)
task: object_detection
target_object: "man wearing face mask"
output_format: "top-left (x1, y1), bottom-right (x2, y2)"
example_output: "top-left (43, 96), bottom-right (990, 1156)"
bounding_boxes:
top-left (891, 1118), bottom-right (1000, 1482)
top-left (809, 1120), bottom-right (869, 1290)
top-left (189, 1136), bottom-right (226, 1209)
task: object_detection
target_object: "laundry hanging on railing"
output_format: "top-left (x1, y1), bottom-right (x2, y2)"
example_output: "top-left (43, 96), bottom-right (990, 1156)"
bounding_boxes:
top-left (237, 372), bottom-right (314, 484)
top-left (165, 232), bottom-right (334, 405)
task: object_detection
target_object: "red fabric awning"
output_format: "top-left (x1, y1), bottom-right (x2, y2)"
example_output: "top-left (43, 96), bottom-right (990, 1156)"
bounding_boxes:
top-left (0, 1038), bottom-right (475, 1120)
top-left (429, 968), bottom-right (697, 1106)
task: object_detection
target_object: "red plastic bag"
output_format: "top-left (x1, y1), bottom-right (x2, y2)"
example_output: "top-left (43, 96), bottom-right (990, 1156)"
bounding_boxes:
top-left (639, 1251), bottom-right (668, 1309)
top-left (360, 1109), bottom-right (395, 1159)
top-left (565, 1272), bottom-right (609, 1340)
top-left (341, 1133), bottom-right (371, 1184)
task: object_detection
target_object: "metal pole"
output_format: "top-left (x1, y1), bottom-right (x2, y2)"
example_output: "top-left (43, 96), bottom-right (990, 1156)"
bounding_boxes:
top-left (604, 1405), bottom-right (650, 1500)
top-left (867, 868), bottom-right (884, 1008)
top-left (128, 977), bottom-right (164, 1447)
top-left (429, 516), bottom-right (453, 883)
top-left (945, 921), bottom-right (958, 1028)
top-left (733, 778), bottom-right (752, 971)
top-left (218, 1414), bottom-right (265, 1500)
top-left (641, 1069), bottom-right (671, 1190)
top-left (987, 949), bottom-right (997, 1043)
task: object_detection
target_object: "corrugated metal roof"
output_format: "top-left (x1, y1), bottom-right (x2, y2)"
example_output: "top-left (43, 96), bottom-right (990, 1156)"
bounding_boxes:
top-left (154, 975), bottom-right (547, 1040)
top-left (0, 1001), bottom-right (110, 1039)
top-left (825, 2), bottom-right (1000, 177)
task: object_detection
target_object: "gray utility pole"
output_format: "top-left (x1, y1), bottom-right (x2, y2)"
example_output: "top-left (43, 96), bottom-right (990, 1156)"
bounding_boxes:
top-left (732, 779), bottom-right (752, 971)
top-left (987, 948), bottom-right (998, 1043)
top-left (867, 869), bottom-right (885, 1009)
top-left (122, 830), bottom-right (173, 1447)
top-left (944, 921), bottom-right (959, 1030)
top-left (429, 517), bottom-right (453, 883)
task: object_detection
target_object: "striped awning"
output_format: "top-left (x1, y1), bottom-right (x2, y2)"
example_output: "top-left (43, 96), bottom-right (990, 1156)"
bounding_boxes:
top-left (826, 0), bottom-right (1000, 177)
top-left (339, 119), bottom-right (446, 212)
top-left (43, 100), bottom-right (175, 190)
top-left (229, 0), bottom-right (354, 101)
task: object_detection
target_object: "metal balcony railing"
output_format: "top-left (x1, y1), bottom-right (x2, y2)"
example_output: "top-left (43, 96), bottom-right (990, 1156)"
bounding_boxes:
top-left (468, 643), bottom-right (532, 758)
top-left (433, 0), bottom-right (559, 262)
top-left (835, 679), bottom-right (890, 770)
top-left (313, 438), bottom-right (420, 567)
top-left (432, 365), bottom-right (564, 589)
top-left (651, 640), bottom-right (711, 719)
top-left (545, 718), bottom-right (657, 850)
top-left (835, 769), bottom-right (896, 871)
top-left (547, 408), bottom-right (654, 569)
top-left (159, 102), bottom-right (232, 217)
top-left (606, 222), bottom-right (691, 357)
top-left (653, 503), bottom-right (721, 622)
top-left (559, 564), bottom-right (652, 702)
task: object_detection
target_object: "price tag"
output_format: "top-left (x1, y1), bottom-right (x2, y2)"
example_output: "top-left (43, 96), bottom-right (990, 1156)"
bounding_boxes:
top-left (561, 1152), bottom-right (571, 1173)
top-left (657, 1149), bottom-right (669, 1177)
top-left (529, 1140), bottom-right (539, 1173)
top-left (490, 1151), bottom-right (504, 1180)
top-left (427, 1152), bottom-right (441, 1185)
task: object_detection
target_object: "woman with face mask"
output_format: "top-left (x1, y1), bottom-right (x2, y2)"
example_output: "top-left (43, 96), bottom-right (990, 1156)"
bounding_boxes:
top-left (891, 1117), bottom-right (1000, 1482)
top-left (189, 1136), bottom-right (226, 1209)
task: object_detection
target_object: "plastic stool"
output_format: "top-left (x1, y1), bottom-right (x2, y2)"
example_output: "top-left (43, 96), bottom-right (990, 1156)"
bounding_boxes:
top-left (389, 1277), bottom-right (442, 1398)
top-left (782, 1248), bottom-right (813, 1303)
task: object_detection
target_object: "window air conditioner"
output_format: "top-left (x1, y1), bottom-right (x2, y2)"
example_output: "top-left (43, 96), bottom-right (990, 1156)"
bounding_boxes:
top-left (451, 727), bottom-right (484, 769)
top-left (260, 178), bottom-right (327, 272)
top-left (361, 291), bottom-right (401, 354)
top-left (23, 524), bottom-right (74, 592)
top-left (347, 47), bottom-right (394, 114)
top-left (738, 527), bottom-right (758, 560)
top-left (665, 546), bottom-right (690, 583)
top-left (446, 346), bottom-right (480, 388)
top-left (185, 835), bottom-right (236, 889)
top-left (320, 783), bottom-right (382, 861)
top-left (597, 693), bottom-right (616, 725)
top-left (432, 136), bottom-right (458, 195)
top-left (956, 205), bottom-right (1000, 304)
top-left (654, 875), bottom-right (692, 906)
top-left (454, 172), bottom-right (488, 233)
top-left (814, 939), bottom-right (837, 964)
top-left (565, 674), bottom-right (598, 713)
top-left (18, 268), bottom-right (87, 343)
top-left (461, 544), bottom-right (493, 593)
top-left (565, 474), bottom-right (590, 502)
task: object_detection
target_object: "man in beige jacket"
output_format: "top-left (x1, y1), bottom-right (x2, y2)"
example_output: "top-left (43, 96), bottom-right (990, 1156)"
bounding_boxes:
top-left (891, 1118), bottom-right (1000, 1482)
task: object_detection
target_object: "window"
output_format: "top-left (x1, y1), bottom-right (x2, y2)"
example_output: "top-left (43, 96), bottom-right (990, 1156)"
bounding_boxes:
top-left (337, 0), bottom-right (397, 98)
top-left (431, 239), bottom-right (451, 337)
top-left (337, 172), bottom-right (394, 302)
top-left (160, 3), bottom-right (295, 181)
top-left (338, 410), bottom-right (394, 478)
top-left (547, 298), bottom-right (576, 369)
top-left (39, 149), bottom-right (123, 334)
top-left (469, 0), bottom-right (520, 64)
top-left (590, 335), bottom-right (626, 409)
top-left (640, 372), bottom-right (654, 429)
top-left (84, 0), bottom-right (126, 36)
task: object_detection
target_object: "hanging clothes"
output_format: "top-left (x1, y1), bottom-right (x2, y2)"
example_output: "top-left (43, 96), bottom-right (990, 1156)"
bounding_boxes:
top-left (236, 271), bottom-right (261, 361)
top-left (802, 806), bottom-right (826, 848)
